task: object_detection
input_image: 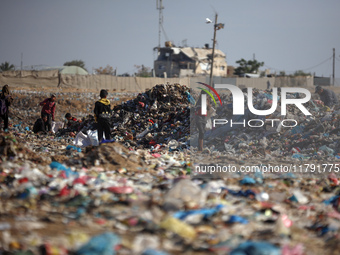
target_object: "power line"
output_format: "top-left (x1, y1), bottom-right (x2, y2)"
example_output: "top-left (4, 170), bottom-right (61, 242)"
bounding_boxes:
top-left (264, 55), bottom-right (333, 74)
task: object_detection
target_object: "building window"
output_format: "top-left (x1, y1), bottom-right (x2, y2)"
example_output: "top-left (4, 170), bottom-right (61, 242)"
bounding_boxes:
top-left (158, 65), bottom-right (165, 70)
top-left (220, 66), bottom-right (225, 71)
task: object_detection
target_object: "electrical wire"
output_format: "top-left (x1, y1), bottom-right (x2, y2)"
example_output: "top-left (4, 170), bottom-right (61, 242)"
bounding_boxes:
top-left (264, 55), bottom-right (333, 74)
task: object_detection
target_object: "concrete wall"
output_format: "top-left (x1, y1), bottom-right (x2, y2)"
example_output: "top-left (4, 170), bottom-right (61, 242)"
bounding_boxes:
top-left (0, 70), bottom-right (314, 93)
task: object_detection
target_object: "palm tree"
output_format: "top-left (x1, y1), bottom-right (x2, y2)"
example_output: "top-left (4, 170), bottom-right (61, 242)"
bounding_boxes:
top-left (0, 62), bottom-right (15, 72)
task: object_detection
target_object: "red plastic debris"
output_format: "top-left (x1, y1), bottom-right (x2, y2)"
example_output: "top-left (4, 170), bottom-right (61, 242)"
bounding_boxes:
top-left (107, 186), bottom-right (134, 194)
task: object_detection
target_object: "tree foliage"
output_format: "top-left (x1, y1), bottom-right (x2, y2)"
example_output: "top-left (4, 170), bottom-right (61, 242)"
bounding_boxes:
top-left (118, 73), bottom-right (130, 77)
top-left (94, 65), bottom-right (116, 75)
top-left (234, 58), bottom-right (264, 76)
top-left (134, 65), bottom-right (152, 77)
top-left (0, 61), bottom-right (15, 72)
top-left (292, 70), bottom-right (311, 76)
top-left (63, 60), bottom-right (87, 71)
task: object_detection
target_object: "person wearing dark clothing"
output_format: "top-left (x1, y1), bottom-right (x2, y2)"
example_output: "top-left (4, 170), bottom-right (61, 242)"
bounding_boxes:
top-left (39, 94), bottom-right (56, 131)
top-left (94, 89), bottom-right (112, 143)
top-left (315, 86), bottom-right (339, 108)
top-left (0, 84), bottom-right (14, 131)
top-left (194, 91), bottom-right (212, 152)
top-left (33, 114), bottom-right (48, 134)
top-left (65, 113), bottom-right (81, 132)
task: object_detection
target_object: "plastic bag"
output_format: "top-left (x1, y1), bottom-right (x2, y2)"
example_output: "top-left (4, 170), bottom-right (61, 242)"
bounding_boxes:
top-left (51, 121), bottom-right (64, 134)
top-left (87, 130), bottom-right (99, 146)
top-left (74, 131), bottom-right (92, 147)
top-left (76, 232), bottom-right (120, 255)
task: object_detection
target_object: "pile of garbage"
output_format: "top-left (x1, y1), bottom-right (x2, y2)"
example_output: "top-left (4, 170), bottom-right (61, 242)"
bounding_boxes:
top-left (1, 128), bottom-right (340, 254)
top-left (1, 84), bottom-right (340, 254)
top-left (70, 83), bottom-right (192, 151)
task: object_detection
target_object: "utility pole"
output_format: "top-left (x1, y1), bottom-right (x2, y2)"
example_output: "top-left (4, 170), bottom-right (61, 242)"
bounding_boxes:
top-left (209, 13), bottom-right (218, 87)
top-left (156, 0), bottom-right (164, 50)
top-left (332, 48), bottom-right (335, 86)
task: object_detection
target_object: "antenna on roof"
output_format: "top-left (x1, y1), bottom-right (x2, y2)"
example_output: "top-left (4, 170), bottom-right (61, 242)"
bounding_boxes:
top-left (156, 0), bottom-right (164, 50)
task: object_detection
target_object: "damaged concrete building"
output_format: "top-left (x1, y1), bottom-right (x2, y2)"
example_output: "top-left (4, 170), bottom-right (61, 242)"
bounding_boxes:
top-left (154, 42), bottom-right (227, 78)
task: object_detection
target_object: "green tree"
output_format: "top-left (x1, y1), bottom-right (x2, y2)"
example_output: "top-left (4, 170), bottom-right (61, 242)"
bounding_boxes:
top-left (0, 61), bottom-right (15, 72)
top-left (234, 58), bottom-right (264, 76)
top-left (63, 60), bottom-right (87, 71)
top-left (94, 65), bottom-right (116, 75)
top-left (292, 70), bottom-right (311, 76)
top-left (279, 71), bottom-right (286, 76)
top-left (134, 65), bottom-right (152, 77)
top-left (118, 73), bottom-right (130, 77)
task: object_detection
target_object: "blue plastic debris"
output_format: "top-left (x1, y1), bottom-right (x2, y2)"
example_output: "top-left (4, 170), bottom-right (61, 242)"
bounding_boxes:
top-left (173, 205), bottom-right (224, 220)
top-left (50, 161), bottom-right (78, 177)
top-left (66, 145), bottom-right (82, 152)
top-left (227, 215), bottom-right (249, 224)
top-left (323, 195), bottom-right (340, 206)
top-left (142, 249), bottom-right (170, 255)
top-left (239, 176), bottom-right (256, 185)
top-left (225, 189), bottom-right (256, 198)
top-left (100, 139), bottom-right (116, 144)
top-left (76, 232), bottom-right (121, 255)
top-left (230, 241), bottom-right (280, 255)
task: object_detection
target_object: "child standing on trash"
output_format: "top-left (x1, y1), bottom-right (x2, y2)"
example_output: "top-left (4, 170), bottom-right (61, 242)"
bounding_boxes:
top-left (0, 84), bottom-right (14, 131)
top-left (94, 89), bottom-right (112, 143)
top-left (39, 94), bottom-right (56, 132)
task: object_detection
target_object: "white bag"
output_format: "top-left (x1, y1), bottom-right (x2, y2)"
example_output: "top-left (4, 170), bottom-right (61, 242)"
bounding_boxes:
top-left (87, 130), bottom-right (99, 146)
top-left (51, 121), bottom-right (64, 134)
top-left (73, 131), bottom-right (92, 147)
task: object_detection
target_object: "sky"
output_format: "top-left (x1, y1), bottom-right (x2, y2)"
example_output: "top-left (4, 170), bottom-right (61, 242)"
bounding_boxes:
top-left (1, 0), bottom-right (340, 79)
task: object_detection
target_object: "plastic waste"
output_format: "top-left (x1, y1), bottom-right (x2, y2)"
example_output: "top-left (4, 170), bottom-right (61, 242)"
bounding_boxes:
top-left (173, 204), bottom-right (223, 220)
top-left (163, 179), bottom-right (207, 209)
top-left (76, 232), bottom-right (120, 255)
top-left (255, 192), bottom-right (269, 202)
top-left (289, 190), bottom-right (308, 204)
top-left (73, 131), bottom-right (92, 147)
top-left (50, 161), bottom-right (78, 178)
top-left (87, 130), bottom-right (99, 146)
top-left (275, 214), bottom-right (292, 236)
top-left (318, 145), bottom-right (334, 156)
top-left (168, 139), bottom-right (179, 150)
top-left (230, 241), bottom-right (280, 255)
top-left (66, 145), bottom-right (82, 152)
top-left (142, 249), bottom-right (170, 255)
top-left (227, 215), bottom-right (249, 224)
top-left (281, 244), bottom-right (304, 255)
top-left (240, 176), bottom-right (256, 185)
top-left (160, 216), bottom-right (196, 240)
top-left (51, 121), bottom-right (64, 134)
top-left (136, 128), bottom-right (149, 138)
